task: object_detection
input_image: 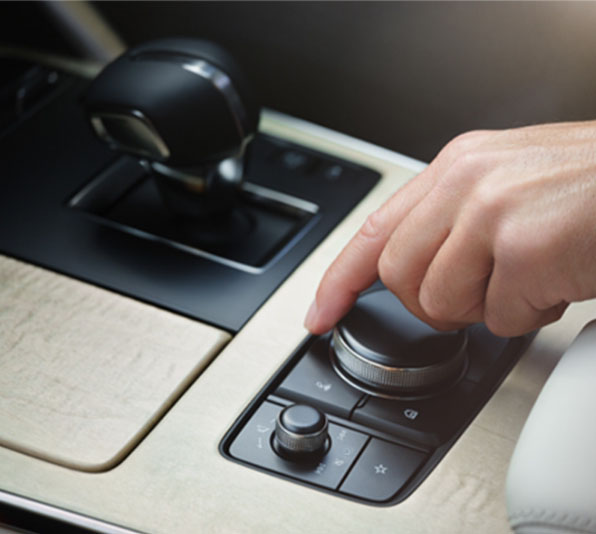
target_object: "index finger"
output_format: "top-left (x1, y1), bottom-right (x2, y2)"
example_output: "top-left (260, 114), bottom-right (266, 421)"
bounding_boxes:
top-left (303, 130), bottom-right (494, 334)
top-left (304, 169), bottom-right (435, 334)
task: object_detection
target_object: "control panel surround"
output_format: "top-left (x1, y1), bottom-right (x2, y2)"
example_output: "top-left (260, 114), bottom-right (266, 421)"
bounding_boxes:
top-left (221, 287), bottom-right (535, 505)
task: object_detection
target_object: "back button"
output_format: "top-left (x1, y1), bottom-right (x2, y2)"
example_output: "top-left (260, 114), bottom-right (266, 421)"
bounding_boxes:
top-left (351, 379), bottom-right (477, 447)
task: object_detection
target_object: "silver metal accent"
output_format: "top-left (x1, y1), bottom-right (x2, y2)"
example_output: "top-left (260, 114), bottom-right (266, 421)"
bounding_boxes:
top-left (69, 160), bottom-right (320, 276)
top-left (217, 156), bottom-right (243, 186)
top-left (332, 328), bottom-right (467, 395)
top-left (182, 59), bottom-right (249, 140)
top-left (90, 110), bottom-right (170, 160)
top-left (149, 161), bottom-right (207, 191)
top-left (0, 489), bottom-right (145, 534)
top-left (274, 410), bottom-right (328, 454)
top-left (242, 182), bottom-right (319, 215)
top-left (149, 155), bottom-right (244, 192)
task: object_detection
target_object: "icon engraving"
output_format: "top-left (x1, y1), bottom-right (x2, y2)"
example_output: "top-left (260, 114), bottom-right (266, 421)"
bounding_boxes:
top-left (337, 429), bottom-right (347, 441)
top-left (374, 464), bottom-right (388, 475)
top-left (403, 408), bottom-right (419, 420)
top-left (315, 462), bottom-right (327, 475)
top-left (315, 380), bottom-right (332, 392)
top-left (333, 458), bottom-right (345, 467)
top-left (256, 424), bottom-right (270, 433)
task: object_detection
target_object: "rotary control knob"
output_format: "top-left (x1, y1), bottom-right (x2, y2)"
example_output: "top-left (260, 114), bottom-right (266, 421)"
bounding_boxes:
top-left (332, 288), bottom-right (468, 398)
top-left (273, 404), bottom-right (329, 460)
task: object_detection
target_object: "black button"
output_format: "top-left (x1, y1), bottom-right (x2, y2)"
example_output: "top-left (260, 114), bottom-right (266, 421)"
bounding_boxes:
top-left (276, 337), bottom-right (365, 418)
top-left (321, 163), bottom-right (344, 181)
top-left (278, 149), bottom-right (314, 172)
top-left (351, 379), bottom-right (477, 447)
top-left (339, 438), bottom-right (426, 502)
top-left (229, 401), bottom-right (368, 490)
top-left (297, 421), bottom-right (367, 489)
top-left (229, 401), bottom-right (282, 466)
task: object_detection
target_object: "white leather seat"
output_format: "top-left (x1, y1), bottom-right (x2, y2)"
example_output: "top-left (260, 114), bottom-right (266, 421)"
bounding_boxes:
top-left (506, 320), bottom-right (596, 533)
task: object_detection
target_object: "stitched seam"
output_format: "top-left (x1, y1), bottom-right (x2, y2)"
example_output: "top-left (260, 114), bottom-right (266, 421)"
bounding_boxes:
top-left (510, 508), bottom-right (596, 532)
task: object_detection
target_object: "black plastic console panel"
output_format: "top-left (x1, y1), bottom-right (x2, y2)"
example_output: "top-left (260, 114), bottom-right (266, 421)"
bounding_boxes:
top-left (221, 312), bottom-right (535, 505)
top-left (0, 66), bottom-right (380, 332)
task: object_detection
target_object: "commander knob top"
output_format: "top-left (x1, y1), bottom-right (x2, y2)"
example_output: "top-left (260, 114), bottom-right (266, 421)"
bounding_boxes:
top-left (332, 288), bottom-right (468, 398)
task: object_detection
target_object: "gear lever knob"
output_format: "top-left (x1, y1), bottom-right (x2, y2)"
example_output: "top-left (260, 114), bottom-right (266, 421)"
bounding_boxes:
top-left (85, 37), bottom-right (260, 218)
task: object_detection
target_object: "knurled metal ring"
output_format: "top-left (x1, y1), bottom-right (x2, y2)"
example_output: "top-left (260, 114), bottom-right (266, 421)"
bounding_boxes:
top-left (331, 327), bottom-right (468, 399)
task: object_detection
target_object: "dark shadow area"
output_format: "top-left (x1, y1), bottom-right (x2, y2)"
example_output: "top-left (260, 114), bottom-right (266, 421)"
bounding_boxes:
top-left (3, 2), bottom-right (596, 161)
top-left (92, 1), bottom-right (596, 161)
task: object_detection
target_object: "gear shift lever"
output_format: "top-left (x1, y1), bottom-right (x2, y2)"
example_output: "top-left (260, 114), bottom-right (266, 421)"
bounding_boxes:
top-left (85, 38), bottom-right (260, 219)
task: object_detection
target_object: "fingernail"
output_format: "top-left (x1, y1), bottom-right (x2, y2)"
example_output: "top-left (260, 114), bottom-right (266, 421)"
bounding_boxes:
top-left (304, 300), bottom-right (319, 331)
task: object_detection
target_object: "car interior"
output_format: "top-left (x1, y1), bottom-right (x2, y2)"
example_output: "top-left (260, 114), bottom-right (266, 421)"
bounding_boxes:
top-left (2, 2), bottom-right (596, 533)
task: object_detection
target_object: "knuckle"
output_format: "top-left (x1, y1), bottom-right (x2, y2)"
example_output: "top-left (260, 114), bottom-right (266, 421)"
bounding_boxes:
top-left (461, 185), bottom-right (509, 237)
top-left (434, 147), bottom-right (492, 196)
top-left (446, 129), bottom-right (485, 152)
top-left (448, 150), bottom-right (487, 183)
top-left (377, 248), bottom-right (395, 287)
top-left (493, 220), bottom-right (546, 273)
top-left (473, 183), bottom-right (506, 215)
top-left (359, 209), bottom-right (386, 242)
top-left (441, 130), bottom-right (489, 163)
top-left (418, 284), bottom-right (447, 322)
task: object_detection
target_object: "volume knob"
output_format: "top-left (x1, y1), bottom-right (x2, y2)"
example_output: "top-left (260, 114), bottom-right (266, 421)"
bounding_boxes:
top-left (273, 404), bottom-right (329, 459)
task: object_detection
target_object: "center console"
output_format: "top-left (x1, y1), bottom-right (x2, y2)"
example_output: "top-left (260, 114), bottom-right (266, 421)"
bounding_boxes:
top-left (0, 38), bottom-right (570, 534)
top-left (222, 286), bottom-right (534, 505)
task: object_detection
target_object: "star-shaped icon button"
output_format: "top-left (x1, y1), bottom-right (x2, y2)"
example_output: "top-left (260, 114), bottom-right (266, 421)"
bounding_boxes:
top-left (374, 464), bottom-right (388, 475)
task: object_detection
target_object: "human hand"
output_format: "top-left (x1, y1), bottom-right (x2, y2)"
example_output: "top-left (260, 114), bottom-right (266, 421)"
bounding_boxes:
top-left (305, 121), bottom-right (596, 337)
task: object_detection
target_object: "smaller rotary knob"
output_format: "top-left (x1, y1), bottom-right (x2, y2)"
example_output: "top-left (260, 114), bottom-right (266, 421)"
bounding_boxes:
top-left (273, 404), bottom-right (329, 460)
